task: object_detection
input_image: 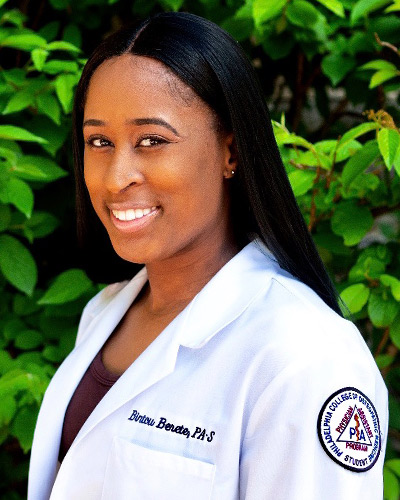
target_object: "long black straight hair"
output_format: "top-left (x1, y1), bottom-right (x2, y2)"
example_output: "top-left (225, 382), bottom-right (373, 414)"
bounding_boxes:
top-left (72, 11), bottom-right (342, 315)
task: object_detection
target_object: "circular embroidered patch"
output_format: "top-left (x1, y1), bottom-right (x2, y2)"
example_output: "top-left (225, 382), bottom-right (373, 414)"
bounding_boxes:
top-left (317, 387), bottom-right (381, 472)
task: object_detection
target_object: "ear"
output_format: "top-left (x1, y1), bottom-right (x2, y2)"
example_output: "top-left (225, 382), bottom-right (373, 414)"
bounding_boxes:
top-left (222, 132), bottom-right (238, 179)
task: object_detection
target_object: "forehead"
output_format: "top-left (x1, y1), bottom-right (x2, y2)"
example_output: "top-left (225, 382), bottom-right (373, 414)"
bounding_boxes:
top-left (84, 54), bottom-right (201, 116)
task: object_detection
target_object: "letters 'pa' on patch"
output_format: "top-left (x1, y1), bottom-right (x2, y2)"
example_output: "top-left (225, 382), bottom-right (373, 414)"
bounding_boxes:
top-left (317, 387), bottom-right (381, 472)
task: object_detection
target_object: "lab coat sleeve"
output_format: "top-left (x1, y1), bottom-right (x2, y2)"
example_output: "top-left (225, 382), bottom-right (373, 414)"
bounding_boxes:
top-left (239, 323), bottom-right (388, 500)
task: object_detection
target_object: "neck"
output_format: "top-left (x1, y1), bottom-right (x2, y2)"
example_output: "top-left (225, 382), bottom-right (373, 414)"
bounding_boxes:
top-left (143, 235), bottom-right (240, 315)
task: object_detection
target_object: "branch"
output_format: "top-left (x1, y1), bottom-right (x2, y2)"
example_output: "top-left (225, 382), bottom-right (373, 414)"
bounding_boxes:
top-left (374, 32), bottom-right (400, 56)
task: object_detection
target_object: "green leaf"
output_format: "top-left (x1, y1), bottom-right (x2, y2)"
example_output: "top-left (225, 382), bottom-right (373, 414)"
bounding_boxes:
top-left (2, 91), bottom-right (34, 115)
top-left (38, 21), bottom-right (60, 42)
top-left (338, 122), bottom-right (379, 148)
top-left (4, 318), bottom-right (26, 341)
top-left (158, 0), bottom-right (184, 10)
top-left (38, 269), bottom-right (92, 305)
top-left (390, 314), bottom-right (400, 349)
top-left (331, 202), bottom-right (374, 246)
top-left (262, 33), bottom-right (295, 60)
top-left (42, 60), bottom-right (79, 75)
top-left (0, 8), bottom-right (26, 27)
top-left (54, 74), bottom-right (78, 114)
top-left (46, 40), bottom-right (81, 53)
top-left (1, 33), bottom-right (47, 51)
top-left (378, 128), bottom-right (400, 169)
top-left (49, 0), bottom-right (70, 9)
top-left (0, 395), bottom-right (16, 426)
top-left (385, 1), bottom-right (400, 12)
top-left (0, 125), bottom-right (47, 144)
top-left (315, 0), bottom-right (345, 16)
top-left (360, 60), bottom-right (398, 72)
top-left (36, 93), bottom-right (61, 125)
top-left (0, 145), bottom-right (19, 164)
top-left (349, 246), bottom-right (391, 282)
top-left (14, 330), bottom-right (43, 350)
top-left (42, 345), bottom-right (64, 363)
top-left (389, 394), bottom-right (400, 431)
top-left (335, 140), bottom-right (362, 163)
top-left (0, 0), bottom-right (10, 6)
top-left (370, 69), bottom-right (399, 88)
top-left (288, 170), bottom-right (315, 196)
top-left (384, 467), bottom-right (400, 500)
top-left (13, 293), bottom-right (41, 316)
top-left (341, 140), bottom-right (380, 189)
top-left (10, 406), bottom-right (37, 453)
top-left (321, 54), bottom-right (356, 86)
top-left (253, 0), bottom-right (287, 25)
top-left (351, 0), bottom-right (392, 24)
top-left (381, 274), bottom-right (400, 300)
top-left (0, 235), bottom-right (37, 295)
top-left (286, 0), bottom-right (320, 27)
top-left (63, 23), bottom-right (82, 48)
top-left (0, 204), bottom-right (11, 232)
top-left (385, 459), bottom-right (400, 477)
top-left (375, 353), bottom-right (394, 368)
top-left (221, 16), bottom-right (254, 42)
top-left (10, 163), bottom-right (46, 181)
top-left (31, 48), bottom-right (49, 71)
top-left (14, 155), bottom-right (67, 182)
top-left (0, 177), bottom-right (34, 218)
top-left (313, 232), bottom-right (352, 256)
top-left (368, 291), bottom-right (399, 327)
top-left (296, 149), bottom-right (331, 169)
top-left (23, 211), bottom-right (60, 240)
top-left (340, 283), bottom-right (370, 313)
top-left (29, 117), bottom-right (68, 156)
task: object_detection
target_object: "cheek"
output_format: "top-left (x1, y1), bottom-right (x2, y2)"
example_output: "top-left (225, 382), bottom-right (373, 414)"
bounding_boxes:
top-left (83, 162), bottom-right (104, 213)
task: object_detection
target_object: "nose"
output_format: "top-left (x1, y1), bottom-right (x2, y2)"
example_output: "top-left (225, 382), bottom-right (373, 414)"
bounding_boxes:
top-left (104, 145), bottom-right (145, 193)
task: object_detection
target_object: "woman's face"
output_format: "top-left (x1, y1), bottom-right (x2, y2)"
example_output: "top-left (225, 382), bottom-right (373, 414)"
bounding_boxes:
top-left (83, 54), bottom-right (236, 265)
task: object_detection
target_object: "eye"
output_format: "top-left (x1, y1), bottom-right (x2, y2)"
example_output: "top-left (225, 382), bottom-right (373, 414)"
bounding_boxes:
top-left (85, 136), bottom-right (113, 148)
top-left (138, 136), bottom-right (168, 147)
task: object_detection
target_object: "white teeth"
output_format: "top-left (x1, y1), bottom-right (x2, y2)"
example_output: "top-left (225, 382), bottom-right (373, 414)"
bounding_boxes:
top-left (112, 207), bottom-right (157, 221)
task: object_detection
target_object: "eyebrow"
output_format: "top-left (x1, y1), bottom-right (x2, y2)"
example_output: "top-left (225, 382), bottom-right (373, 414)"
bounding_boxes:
top-left (83, 117), bottom-right (180, 136)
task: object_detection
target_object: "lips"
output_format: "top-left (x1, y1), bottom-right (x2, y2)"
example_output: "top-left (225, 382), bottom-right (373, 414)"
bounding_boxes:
top-left (111, 206), bottom-right (158, 221)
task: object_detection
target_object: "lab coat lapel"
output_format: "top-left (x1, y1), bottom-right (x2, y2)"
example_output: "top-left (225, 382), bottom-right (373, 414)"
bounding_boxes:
top-left (28, 269), bottom-right (148, 500)
top-left (180, 239), bottom-right (279, 349)
top-left (68, 295), bottom-right (193, 450)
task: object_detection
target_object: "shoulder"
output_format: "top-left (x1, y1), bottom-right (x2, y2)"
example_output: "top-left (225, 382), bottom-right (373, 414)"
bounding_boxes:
top-left (235, 263), bottom-right (382, 391)
top-left (239, 266), bottom-right (388, 452)
top-left (257, 268), bottom-right (369, 355)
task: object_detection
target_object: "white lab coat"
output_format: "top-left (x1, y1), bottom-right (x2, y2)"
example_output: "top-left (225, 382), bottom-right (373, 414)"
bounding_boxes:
top-left (28, 239), bottom-right (388, 499)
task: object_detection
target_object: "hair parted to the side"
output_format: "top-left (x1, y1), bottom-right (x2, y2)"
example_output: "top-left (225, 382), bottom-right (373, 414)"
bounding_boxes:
top-left (72, 11), bottom-right (342, 315)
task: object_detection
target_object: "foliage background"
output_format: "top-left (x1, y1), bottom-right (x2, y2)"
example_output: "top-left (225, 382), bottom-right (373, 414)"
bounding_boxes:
top-left (1, 0), bottom-right (400, 497)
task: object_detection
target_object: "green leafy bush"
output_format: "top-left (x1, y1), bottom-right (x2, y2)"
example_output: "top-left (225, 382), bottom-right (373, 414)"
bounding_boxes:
top-left (0, 0), bottom-right (400, 498)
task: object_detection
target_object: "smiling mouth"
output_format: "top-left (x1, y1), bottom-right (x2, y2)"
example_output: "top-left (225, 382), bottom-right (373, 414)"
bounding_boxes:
top-left (111, 206), bottom-right (158, 221)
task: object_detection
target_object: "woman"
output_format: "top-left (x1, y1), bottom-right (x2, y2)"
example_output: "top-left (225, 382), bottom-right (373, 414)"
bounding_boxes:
top-left (28, 11), bottom-right (387, 499)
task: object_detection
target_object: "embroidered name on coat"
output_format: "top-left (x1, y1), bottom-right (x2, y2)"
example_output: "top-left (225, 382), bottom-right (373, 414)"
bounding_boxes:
top-left (128, 409), bottom-right (215, 442)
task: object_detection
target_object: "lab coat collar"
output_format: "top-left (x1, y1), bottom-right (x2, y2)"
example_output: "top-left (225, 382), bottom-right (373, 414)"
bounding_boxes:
top-left (176, 238), bottom-right (279, 348)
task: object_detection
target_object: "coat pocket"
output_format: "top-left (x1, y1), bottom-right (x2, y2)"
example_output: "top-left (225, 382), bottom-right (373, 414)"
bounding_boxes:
top-left (101, 437), bottom-right (216, 500)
